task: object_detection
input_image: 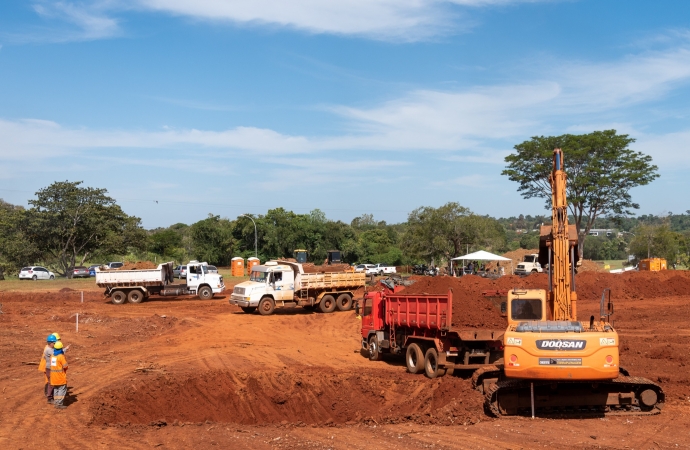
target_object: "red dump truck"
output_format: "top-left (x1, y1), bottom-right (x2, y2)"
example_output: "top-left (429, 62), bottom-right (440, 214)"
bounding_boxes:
top-left (359, 281), bottom-right (505, 379)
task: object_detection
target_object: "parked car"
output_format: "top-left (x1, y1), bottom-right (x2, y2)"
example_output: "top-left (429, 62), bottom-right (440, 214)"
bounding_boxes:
top-left (88, 264), bottom-right (103, 277)
top-left (107, 262), bottom-right (124, 269)
top-left (173, 265), bottom-right (187, 279)
top-left (71, 266), bottom-right (90, 278)
top-left (206, 265), bottom-right (218, 274)
top-left (19, 266), bottom-right (55, 281)
top-left (372, 264), bottom-right (396, 276)
top-left (354, 264), bottom-right (378, 275)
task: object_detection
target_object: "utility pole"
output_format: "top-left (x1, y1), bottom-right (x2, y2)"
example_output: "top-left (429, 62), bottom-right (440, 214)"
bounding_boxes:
top-left (240, 214), bottom-right (258, 258)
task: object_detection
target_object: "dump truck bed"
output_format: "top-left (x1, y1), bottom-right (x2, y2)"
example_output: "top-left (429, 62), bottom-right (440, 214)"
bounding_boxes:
top-left (384, 290), bottom-right (505, 340)
top-left (296, 271), bottom-right (366, 290)
top-left (95, 262), bottom-right (175, 288)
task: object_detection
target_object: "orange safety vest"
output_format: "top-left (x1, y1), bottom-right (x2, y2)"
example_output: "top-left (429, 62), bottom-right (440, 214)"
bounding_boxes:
top-left (49, 354), bottom-right (68, 386)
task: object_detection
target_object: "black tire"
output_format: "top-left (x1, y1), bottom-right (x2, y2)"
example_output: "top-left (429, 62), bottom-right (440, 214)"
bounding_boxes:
top-left (405, 343), bottom-right (424, 374)
top-left (258, 297), bottom-right (275, 316)
top-left (111, 290), bottom-right (127, 305)
top-left (531, 269), bottom-right (538, 274)
top-left (240, 306), bottom-right (257, 314)
top-left (49, 275), bottom-right (55, 280)
top-left (319, 294), bottom-right (336, 313)
top-left (336, 293), bottom-right (353, 311)
top-left (424, 347), bottom-right (444, 379)
top-left (127, 289), bottom-right (144, 304)
top-left (198, 286), bottom-right (213, 300)
top-left (368, 335), bottom-right (383, 361)
top-left (32, 275), bottom-right (37, 281)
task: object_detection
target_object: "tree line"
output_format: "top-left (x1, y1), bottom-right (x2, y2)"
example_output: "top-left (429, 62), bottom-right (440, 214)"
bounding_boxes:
top-left (0, 129), bottom-right (673, 276)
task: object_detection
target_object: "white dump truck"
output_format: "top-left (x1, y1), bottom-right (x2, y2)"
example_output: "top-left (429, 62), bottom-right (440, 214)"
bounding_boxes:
top-left (514, 253), bottom-right (543, 275)
top-left (96, 260), bottom-right (225, 304)
top-left (229, 260), bottom-right (366, 315)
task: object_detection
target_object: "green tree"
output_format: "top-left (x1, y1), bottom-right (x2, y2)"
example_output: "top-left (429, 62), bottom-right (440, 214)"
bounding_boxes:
top-left (629, 224), bottom-right (679, 263)
top-left (0, 200), bottom-right (42, 274)
top-left (189, 215), bottom-right (235, 265)
top-left (148, 229), bottom-right (183, 259)
top-left (402, 202), bottom-right (505, 264)
top-left (502, 130), bottom-right (659, 256)
top-left (26, 181), bottom-right (145, 277)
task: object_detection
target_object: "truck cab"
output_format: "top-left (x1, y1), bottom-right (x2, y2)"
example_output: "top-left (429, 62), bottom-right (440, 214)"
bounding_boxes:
top-left (230, 262), bottom-right (296, 310)
top-left (185, 261), bottom-right (225, 297)
top-left (515, 254), bottom-right (542, 275)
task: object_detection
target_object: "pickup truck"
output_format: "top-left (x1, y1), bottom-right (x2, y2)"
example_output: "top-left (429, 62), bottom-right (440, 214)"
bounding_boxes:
top-left (354, 264), bottom-right (378, 275)
top-left (372, 264), bottom-right (396, 276)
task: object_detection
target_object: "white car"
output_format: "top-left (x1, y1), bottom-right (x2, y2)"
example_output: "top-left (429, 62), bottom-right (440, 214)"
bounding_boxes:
top-left (19, 266), bottom-right (55, 281)
top-left (354, 264), bottom-right (378, 275)
top-left (373, 264), bottom-right (396, 276)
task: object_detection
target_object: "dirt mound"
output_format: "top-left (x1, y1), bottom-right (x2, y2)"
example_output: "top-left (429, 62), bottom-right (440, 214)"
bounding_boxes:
top-left (121, 261), bottom-right (158, 270)
top-left (301, 263), bottom-right (352, 273)
top-left (90, 368), bottom-right (483, 427)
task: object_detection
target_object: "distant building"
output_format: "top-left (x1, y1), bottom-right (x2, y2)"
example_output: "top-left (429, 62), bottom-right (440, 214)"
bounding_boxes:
top-left (587, 228), bottom-right (616, 237)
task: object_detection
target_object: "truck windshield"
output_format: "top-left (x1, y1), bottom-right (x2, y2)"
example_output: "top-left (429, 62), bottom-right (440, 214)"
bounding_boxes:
top-left (250, 271), bottom-right (268, 282)
top-left (524, 255), bottom-right (536, 263)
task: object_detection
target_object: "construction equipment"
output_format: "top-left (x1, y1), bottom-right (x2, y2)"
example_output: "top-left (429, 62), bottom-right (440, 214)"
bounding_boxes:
top-left (293, 249), bottom-right (308, 264)
top-left (483, 149), bottom-right (664, 416)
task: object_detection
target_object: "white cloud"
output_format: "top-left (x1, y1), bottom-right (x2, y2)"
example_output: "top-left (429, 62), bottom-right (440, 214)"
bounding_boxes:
top-left (134, 0), bottom-right (543, 41)
top-left (25, 1), bottom-right (120, 42)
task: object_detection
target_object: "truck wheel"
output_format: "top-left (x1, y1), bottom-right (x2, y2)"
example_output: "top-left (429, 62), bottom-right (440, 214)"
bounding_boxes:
top-left (424, 347), bottom-right (444, 379)
top-left (319, 295), bottom-right (336, 313)
top-left (368, 335), bottom-right (383, 361)
top-left (111, 290), bottom-right (127, 305)
top-left (240, 306), bottom-right (257, 314)
top-left (406, 343), bottom-right (424, 374)
top-left (531, 269), bottom-right (537, 274)
top-left (198, 286), bottom-right (213, 300)
top-left (336, 293), bottom-right (353, 311)
top-left (258, 297), bottom-right (275, 315)
top-left (127, 289), bottom-right (144, 304)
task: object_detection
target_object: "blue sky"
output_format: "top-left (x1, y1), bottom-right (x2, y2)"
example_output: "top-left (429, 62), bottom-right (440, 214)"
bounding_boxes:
top-left (1, 0), bottom-right (689, 228)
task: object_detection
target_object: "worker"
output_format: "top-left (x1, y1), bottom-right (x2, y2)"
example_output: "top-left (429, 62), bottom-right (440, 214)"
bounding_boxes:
top-left (39, 334), bottom-right (57, 403)
top-left (50, 341), bottom-right (69, 409)
top-left (51, 332), bottom-right (71, 352)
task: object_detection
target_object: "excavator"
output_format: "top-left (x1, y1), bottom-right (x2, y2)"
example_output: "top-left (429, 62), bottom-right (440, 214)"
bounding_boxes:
top-left (482, 148), bottom-right (664, 416)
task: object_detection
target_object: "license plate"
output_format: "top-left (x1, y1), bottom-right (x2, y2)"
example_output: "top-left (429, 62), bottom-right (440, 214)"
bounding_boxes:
top-left (538, 358), bottom-right (582, 366)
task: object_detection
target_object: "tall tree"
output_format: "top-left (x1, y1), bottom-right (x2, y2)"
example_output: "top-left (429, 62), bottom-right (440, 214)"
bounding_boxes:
top-left (27, 181), bottom-right (144, 277)
top-left (502, 130), bottom-right (659, 256)
top-left (402, 202), bottom-right (504, 264)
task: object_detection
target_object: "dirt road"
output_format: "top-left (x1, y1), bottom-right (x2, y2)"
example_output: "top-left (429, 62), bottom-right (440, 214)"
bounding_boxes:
top-left (0, 279), bottom-right (688, 449)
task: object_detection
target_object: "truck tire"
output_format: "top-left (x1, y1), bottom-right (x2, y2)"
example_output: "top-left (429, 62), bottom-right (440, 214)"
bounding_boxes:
top-left (336, 293), bottom-right (353, 311)
top-left (258, 297), bottom-right (275, 316)
top-left (531, 269), bottom-right (537, 274)
top-left (240, 306), bottom-right (257, 314)
top-left (198, 286), bottom-right (213, 300)
top-left (406, 343), bottom-right (424, 374)
top-left (319, 295), bottom-right (336, 313)
top-left (424, 347), bottom-right (444, 379)
top-left (111, 290), bottom-right (127, 305)
top-left (127, 289), bottom-right (144, 304)
top-left (368, 335), bottom-right (383, 361)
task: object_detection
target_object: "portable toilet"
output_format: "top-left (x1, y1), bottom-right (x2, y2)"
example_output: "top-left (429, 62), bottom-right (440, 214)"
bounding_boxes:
top-left (231, 257), bottom-right (245, 276)
top-left (247, 257), bottom-right (260, 275)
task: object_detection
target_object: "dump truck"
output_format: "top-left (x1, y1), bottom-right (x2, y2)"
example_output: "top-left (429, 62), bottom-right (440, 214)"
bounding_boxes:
top-left (514, 253), bottom-right (542, 275)
top-left (359, 280), bottom-right (505, 380)
top-left (96, 260), bottom-right (225, 304)
top-left (229, 260), bottom-right (366, 315)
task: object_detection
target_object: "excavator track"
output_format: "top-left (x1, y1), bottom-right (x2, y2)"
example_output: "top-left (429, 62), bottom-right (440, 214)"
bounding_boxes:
top-left (471, 365), bottom-right (502, 393)
top-left (485, 375), bottom-right (664, 417)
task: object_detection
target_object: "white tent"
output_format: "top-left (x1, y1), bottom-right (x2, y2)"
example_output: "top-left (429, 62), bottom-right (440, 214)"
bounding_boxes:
top-left (450, 250), bottom-right (513, 276)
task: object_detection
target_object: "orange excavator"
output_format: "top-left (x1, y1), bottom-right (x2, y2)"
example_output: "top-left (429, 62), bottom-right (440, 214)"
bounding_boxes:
top-left (484, 148), bottom-right (664, 416)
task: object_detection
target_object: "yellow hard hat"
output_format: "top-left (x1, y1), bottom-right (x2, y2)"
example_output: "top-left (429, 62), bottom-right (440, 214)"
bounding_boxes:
top-left (52, 332), bottom-right (61, 340)
top-left (54, 341), bottom-right (64, 350)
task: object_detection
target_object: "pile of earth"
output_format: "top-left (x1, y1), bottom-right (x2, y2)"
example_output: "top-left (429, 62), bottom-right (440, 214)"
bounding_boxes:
top-left (90, 368), bottom-right (483, 427)
top-left (398, 270), bottom-right (690, 328)
top-left (120, 261), bottom-right (158, 270)
top-left (301, 263), bottom-right (352, 273)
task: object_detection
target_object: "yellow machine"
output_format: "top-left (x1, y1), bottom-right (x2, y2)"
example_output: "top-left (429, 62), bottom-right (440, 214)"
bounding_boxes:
top-left (485, 149), bottom-right (663, 416)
